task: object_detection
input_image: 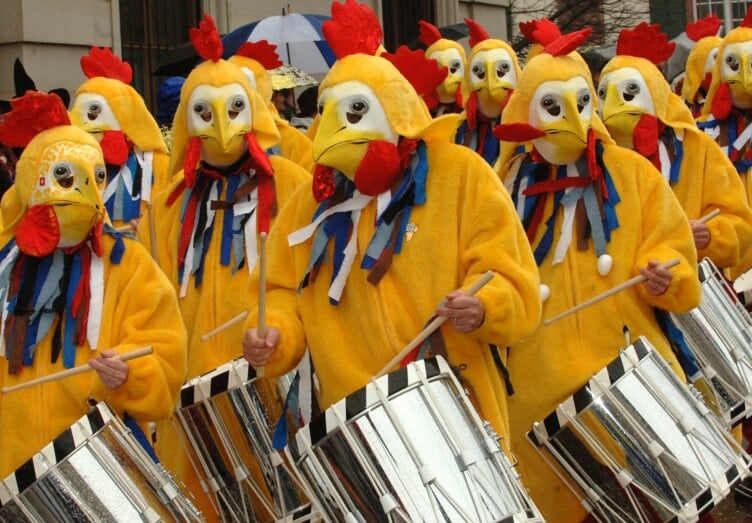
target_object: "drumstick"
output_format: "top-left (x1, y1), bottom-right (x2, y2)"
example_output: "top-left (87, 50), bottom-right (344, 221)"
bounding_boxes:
top-left (543, 258), bottom-right (681, 326)
top-left (375, 270), bottom-right (495, 378)
top-left (255, 232), bottom-right (268, 378)
top-left (199, 310), bottom-right (249, 342)
top-left (1, 346), bottom-right (153, 394)
top-left (699, 208), bottom-right (720, 223)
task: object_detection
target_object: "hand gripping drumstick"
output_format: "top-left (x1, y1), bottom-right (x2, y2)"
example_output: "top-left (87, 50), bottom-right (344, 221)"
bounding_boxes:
top-left (543, 258), bottom-right (681, 326)
top-left (1, 346), bottom-right (153, 394)
top-left (375, 270), bottom-right (495, 378)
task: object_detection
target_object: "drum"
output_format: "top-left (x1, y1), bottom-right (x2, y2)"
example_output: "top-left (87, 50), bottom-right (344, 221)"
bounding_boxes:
top-left (286, 356), bottom-right (544, 523)
top-left (528, 336), bottom-right (752, 522)
top-left (173, 357), bottom-right (319, 522)
top-left (670, 258), bottom-right (752, 426)
top-left (0, 401), bottom-right (202, 522)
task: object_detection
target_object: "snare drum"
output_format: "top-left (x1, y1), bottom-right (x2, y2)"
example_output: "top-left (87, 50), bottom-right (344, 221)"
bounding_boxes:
top-left (286, 356), bottom-right (544, 523)
top-left (173, 357), bottom-right (319, 522)
top-left (670, 258), bottom-right (752, 426)
top-left (0, 401), bottom-right (202, 522)
top-left (529, 336), bottom-right (752, 522)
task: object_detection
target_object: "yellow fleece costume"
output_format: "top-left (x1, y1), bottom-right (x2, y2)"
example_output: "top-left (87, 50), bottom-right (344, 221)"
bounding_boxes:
top-left (0, 92), bottom-right (187, 478)
top-left (496, 33), bottom-right (702, 522)
top-left (138, 16), bottom-right (310, 519)
top-left (418, 20), bottom-right (466, 116)
top-left (228, 42), bottom-right (314, 172)
top-left (243, 4), bottom-right (541, 448)
top-left (681, 15), bottom-right (723, 117)
top-left (599, 22), bottom-right (752, 271)
top-left (69, 47), bottom-right (170, 230)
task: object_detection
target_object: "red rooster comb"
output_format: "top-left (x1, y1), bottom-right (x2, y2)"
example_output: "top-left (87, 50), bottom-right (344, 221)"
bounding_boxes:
top-left (323, 0), bottom-right (383, 59)
top-left (743, 6), bottom-right (752, 28)
top-left (519, 18), bottom-right (562, 46)
top-left (465, 18), bottom-right (490, 48)
top-left (235, 41), bottom-right (283, 69)
top-left (686, 14), bottom-right (723, 42)
top-left (542, 28), bottom-right (592, 57)
top-left (190, 14), bottom-right (223, 62)
top-left (418, 20), bottom-right (443, 47)
top-left (80, 47), bottom-right (133, 83)
top-left (0, 91), bottom-right (71, 148)
top-left (382, 46), bottom-right (448, 97)
top-left (616, 22), bottom-right (675, 65)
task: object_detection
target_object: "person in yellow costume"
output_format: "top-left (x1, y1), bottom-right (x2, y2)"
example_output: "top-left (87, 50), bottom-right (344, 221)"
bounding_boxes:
top-left (495, 29), bottom-right (701, 522)
top-left (455, 18), bottom-right (521, 167)
top-left (228, 41), bottom-right (315, 172)
top-left (69, 47), bottom-right (170, 232)
top-left (417, 19), bottom-right (466, 116)
top-left (0, 91), bottom-right (187, 479)
top-left (681, 14), bottom-right (723, 118)
top-left (242, 0), bottom-right (541, 452)
top-left (599, 22), bottom-right (752, 272)
top-left (137, 15), bottom-right (310, 520)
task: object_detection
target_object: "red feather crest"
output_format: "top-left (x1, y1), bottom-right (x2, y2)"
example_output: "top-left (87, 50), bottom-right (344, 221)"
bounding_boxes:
top-left (543, 28), bottom-right (592, 57)
top-left (80, 47), bottom-right (133, 83)
top-left (465, 18), bottom-right (490, 48)
top-left (519, 18), bottom-right (562, 46)
top-left (616, 22), bottom-right (675, 65)
top-left (0, 91), bottom-right (70, 148)
top-left (323, 0), bottom-right (383, 59)
top-left (418, 20), bottom-right (443, 47)
top-left (742, 6), bottom-right (752, 28)
top-left (236, 41), bottom-right (283, 69)
top-left (382, 46), bottom-right (448, 99)
top-left (190, 14), bottom-right (223, 62)
top-left (686, 14), bottom-right (723, 42)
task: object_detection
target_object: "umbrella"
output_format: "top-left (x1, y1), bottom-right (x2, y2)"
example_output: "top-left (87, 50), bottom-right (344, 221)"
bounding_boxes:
top-left (221, 13), bottom-right (335, 75)
top-left (269, 64), bottom-right (318, 90)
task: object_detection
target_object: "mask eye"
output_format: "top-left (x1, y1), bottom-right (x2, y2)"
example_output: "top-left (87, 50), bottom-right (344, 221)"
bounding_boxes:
top-left (577, 89), bottom-right (591, 113)
top-left (726, 54), bottom-right (740, 72)
top-left (496, 61), bottom-right (511, 77)
top-left (597, 85), bottom-right (606, 100)
top-left (53, 164), bottom-right (74, 188)
top-left (541, 95), bottom-right (560, 116)
top-left (346, 97), bottom-right (369, 124)
top-left (94, 166), bottom-right (106, 186)
top-left (472, 63), bottom-right (486, 80)
top-left (228, 96), bottom-right (246, 119)
top-left (193, 101), bottom-right (212, 122)
top-left (448, 59), bottom-right (462, 74)
top-left (623, 81), bottom-right (640, 101)
top-left (87, 102), bottom-right (101, 121)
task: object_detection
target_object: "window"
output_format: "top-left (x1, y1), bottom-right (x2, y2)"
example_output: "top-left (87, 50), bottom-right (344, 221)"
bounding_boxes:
top-left (695, 0), bottom-right (752, 26)
top-left (382, 0), bottom-right (435, 52)
top-left (119, 0), bottom-right (201, 111)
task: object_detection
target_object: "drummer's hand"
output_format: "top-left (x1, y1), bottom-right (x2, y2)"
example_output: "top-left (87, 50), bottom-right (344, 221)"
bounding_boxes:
top-left (436, 290), bottom-right (485, 334)
top-left (242, 327), bottom-right (280, 367)
top-left (640, 260), bottom-right (673, 296)
top-left (690, 220), bottom-right (710, 250)
top-left (89, 350), bottom-right (129, 389)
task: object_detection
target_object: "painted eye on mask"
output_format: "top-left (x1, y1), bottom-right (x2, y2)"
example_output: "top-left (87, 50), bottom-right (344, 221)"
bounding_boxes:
top-left (448, 59), bottom-right (462, 74)
top-left (53, 163), bottom-right (74, 188)
top-left (86, 102), bottom-right (102, 121)
top-left (726, 54), bottom-right (740, 72)
top-left (496, 60), bottom-right (511, 78)
top-left (623, 82), bottom-right (641, 101)
top-left (540, 95), bottom-right (560, 117)
top-left (228, 96), bottom-right (246, 119)
top-left (193, 101), bottom-right (212, 122)
top-left (597, 85), bottom-right (606, 101)
top-left (472, 63), bottom-right (486, 80)
top-left (94, 166), bottom-right (106, 186)
top-left (577, 89), bottom-right (591, 113)
top-left (347, 97), bottom-right (370, 124)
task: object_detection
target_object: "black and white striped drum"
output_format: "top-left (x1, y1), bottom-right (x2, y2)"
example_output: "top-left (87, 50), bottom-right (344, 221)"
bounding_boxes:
top-left (670, 258), bottom-right (752, 426)
top-left (528, 336), bottom-right (752, 522)
top-left (174, 357), bottom-right (319, 522)
top-left (0, 401), bottom-right (202, 522)
top-left (286, 356), bottom-right (543, 523)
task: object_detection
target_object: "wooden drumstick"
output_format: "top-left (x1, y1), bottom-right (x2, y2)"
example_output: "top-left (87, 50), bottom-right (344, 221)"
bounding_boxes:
top-left (1, 346), bottom-right (153, 394)
top-left (375, 270), bottom-right (495, 378)
top-left (199, 310), bottom-right (249, 342)
top-left (699, 208), bottom-right (720, 223)
top-left (255, 232), bottom-right (268, 378)
top-left (543, 258), bottom-right (681, 326)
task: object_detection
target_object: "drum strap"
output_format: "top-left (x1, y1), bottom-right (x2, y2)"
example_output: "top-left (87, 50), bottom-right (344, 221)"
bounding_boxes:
top-left (490, 344), bottom-right (514, 395)
top-left (123, 411), bottom-right (159, 464)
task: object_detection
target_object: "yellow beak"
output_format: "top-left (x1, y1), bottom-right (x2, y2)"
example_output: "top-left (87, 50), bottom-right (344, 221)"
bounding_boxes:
top-left (199, 98), bottom-right (250, 166)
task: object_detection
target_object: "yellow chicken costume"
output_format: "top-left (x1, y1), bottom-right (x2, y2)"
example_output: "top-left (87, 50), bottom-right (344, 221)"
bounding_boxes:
top-left (228, 41), bottom-right (314, 172)
top-left (138, 15), bottom-right (310, 519)
top-left (681, 14), bottom-right (723, 117)
top-left (599, 22), bottom-right (752, 271)
top-left (69, 47), bottom-right (170, 230)
top-left (455, 18), bottom-right (521, 166)
top-left (417, 20), bottom-right (465, 116)
top-left (0, 92), bottom-right (187, 478)
top-left (496, 31), bottom-right (701, 522)
top-left (243, 0), bottom-right (541, 449)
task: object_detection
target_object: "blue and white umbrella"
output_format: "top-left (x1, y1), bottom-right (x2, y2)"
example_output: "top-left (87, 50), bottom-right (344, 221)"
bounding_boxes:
top-left (222, 13), bottom-right (336, 75)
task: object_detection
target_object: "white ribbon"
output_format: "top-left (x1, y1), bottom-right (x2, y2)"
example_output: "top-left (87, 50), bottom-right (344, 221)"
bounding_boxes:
top-left (551, 163), bottom-right (579, 265)
top-left (87, 252), bottom-right (104, 350)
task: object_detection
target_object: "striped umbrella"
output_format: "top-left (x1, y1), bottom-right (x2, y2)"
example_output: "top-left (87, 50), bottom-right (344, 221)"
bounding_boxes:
top-left (221, 13), bottom-right (336, 75)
